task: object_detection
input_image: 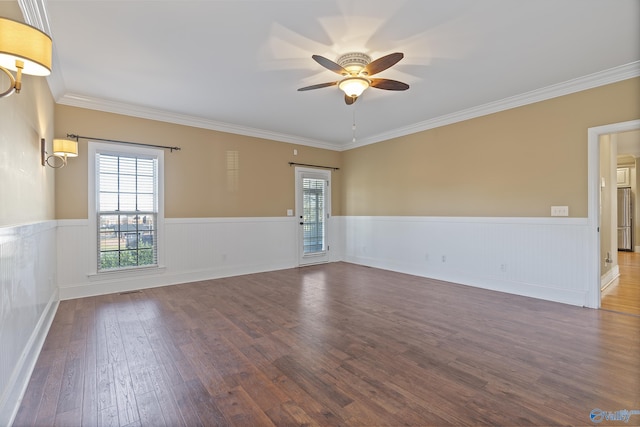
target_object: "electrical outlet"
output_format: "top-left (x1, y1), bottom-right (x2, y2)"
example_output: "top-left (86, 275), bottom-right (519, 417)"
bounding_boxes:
top-left (551, 206), bottom-right (569, 216)
top-left (441, 255), bottom-right (447, 263)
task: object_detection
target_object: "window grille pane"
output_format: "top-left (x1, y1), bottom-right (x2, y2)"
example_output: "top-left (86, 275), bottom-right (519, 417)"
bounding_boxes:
top-left (137, 175), bottom-right (154, 193)
top-left (119, 193), bottom-right (137, 211)
top-left (99, 214), bottom-right (120, 252)
top-left (99, 193), bottom-right (118, 211)
top-left (138, 249), bottom-right (154, 265)
top-left (99, 173), bottom-right (118, 192)
top-left (119, 174), bottom-right (136, 193)
top-left (119, 157), bottom-right (136, 175)
top-left (139, 214), bottom-right (154, 227)
top-left (137, 194), bottom-right (154, 211)
top-left (100, 232), bottom-right (119, 252)
top-left (99, 252), bottom-right (119, 270)
top-left (119, 250), bottom-right (139, 267)
top-left (99, 214), bottom-right (119, 230)
top-left (137, 159), bottom-right (155, 176)
top-left (100, 155), bottom-right (118, 173)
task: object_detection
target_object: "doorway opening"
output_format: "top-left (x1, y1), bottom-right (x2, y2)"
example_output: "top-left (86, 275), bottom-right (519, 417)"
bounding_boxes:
top-left (588, 120), bottom-right (640, 310)
top-left (598, 127), bottom-right (640, 315)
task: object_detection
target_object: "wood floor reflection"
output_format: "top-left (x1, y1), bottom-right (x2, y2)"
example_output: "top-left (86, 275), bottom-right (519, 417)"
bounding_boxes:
top-left (602, 251), bottom-right (640, 316)
top-left (14, 263), bottom-right (640, 426)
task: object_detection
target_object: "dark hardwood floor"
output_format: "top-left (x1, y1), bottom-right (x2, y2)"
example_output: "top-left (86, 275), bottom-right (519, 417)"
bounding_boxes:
top-left (14, 262), bottom-right (640, 426)
top-left (601, 251), bottom-right (640, 315)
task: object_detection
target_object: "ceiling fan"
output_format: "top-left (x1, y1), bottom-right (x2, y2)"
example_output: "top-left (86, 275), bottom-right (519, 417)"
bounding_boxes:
top-left (298, 52), bottom-right (409, 105)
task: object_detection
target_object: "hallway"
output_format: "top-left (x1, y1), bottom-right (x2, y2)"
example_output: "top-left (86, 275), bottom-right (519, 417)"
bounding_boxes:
top-left (601, 251), bottom-right (640, 315)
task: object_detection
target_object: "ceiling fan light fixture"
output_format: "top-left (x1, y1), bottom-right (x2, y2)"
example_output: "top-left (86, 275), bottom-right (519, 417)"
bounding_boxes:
top-left (338, 77), bottom-right (370, 98)
top-left (299, 51), bottom-right (407, 105)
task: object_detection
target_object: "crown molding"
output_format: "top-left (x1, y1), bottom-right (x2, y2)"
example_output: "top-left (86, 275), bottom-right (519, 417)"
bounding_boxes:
top-left (19, 0), bottom-right (67, 101)
top-left (56, 61), bottom-right (639, 153)
top-left (56, 94), bottom-right (341, 151)
top-left (343, 61), bottom-right (640, 150)
top-left (18, 0), bottom-right (49, 33)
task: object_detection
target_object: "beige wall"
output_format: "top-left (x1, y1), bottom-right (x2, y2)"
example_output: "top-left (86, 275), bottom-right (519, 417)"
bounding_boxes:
top-left (54, 105), bottom-right (342, 218)
top-left (342, 78), bottom-right (640, 217)
top-left (0, 3), bottom-right (55, 227)
top-left (53, 78), bottom-right (640, 220)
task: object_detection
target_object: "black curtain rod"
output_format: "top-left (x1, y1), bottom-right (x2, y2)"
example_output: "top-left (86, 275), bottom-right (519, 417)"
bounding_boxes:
top-left (288, 162), bottom-right (339, 171)
top-left (67, 134), bottom-right (181, 152)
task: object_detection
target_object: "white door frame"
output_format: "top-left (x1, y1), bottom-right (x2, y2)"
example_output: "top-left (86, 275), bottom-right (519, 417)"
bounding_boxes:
top-left (586, 119), bottom-right (640, 308)
top-left (295, 167), bottom-right (331, 266)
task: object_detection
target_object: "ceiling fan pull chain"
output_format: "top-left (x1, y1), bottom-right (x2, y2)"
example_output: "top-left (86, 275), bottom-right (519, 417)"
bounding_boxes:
top-left (352, 107), bottom-right (357, 143)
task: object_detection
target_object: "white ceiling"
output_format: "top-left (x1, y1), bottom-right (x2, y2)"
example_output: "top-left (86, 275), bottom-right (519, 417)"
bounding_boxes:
top-left (34, 0), bottom-right (640, 150)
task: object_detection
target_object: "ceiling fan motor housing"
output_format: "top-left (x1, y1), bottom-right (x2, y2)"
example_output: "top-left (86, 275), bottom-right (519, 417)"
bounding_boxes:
top-left (337, 52), bottom-right (372, 75)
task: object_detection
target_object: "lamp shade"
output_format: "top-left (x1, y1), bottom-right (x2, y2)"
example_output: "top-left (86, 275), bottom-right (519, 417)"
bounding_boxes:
top-left (338, 77), bottom-right (370, 98)
top-left (0, 17), bottom-right (52, 76)
top-left (53, 139), bottom-right (78, 157)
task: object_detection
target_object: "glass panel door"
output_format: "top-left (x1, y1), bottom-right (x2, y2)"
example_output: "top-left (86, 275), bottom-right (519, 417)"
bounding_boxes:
top-left (296, 168), bottom-right (330, 265)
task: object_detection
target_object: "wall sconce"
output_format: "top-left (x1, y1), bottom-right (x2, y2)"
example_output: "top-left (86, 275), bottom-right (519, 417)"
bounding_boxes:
top-left (0, 17), bottom-right (52, 98)
top-left (41, 137), bottom-right (78, 168)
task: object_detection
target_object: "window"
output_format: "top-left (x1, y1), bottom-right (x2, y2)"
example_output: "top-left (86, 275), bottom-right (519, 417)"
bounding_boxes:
top-left (89, 142), bottom-right (164, 273)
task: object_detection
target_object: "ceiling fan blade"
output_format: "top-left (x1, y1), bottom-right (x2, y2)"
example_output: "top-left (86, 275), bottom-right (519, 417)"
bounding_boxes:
top-left (312, 55), bottom-right (348, 75)
top-left (297, 81), bottom-right (338, 91)
top-left (345, 94), bottom-right (357, 105)
top-left (370, 78), bottom-right (409, 91)
top-left (364, 52), bottom-right (404, 76)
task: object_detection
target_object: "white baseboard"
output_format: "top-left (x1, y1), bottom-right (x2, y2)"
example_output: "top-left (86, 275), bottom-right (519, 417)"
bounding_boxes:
top-left (59, 260), bottom-right (297, 300)
top-left (345, 254), bottom-right (588, 307)
top-left (600, 265), bottom-right (620, 291)
top-left (343, 216), bottom-right (592, 307)
top-left (0, 291), bottom-right (59, 427)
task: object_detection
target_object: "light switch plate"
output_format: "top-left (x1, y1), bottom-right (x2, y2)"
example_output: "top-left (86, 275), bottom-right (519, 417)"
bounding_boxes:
top-left (551, 206), bottom-right (569, 216)
top-left (287, 209), bottom-right (293, 216)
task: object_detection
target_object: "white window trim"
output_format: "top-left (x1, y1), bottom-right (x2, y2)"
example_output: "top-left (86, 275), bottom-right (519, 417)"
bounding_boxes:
top-left (88, 141), bottom-right (165, 276)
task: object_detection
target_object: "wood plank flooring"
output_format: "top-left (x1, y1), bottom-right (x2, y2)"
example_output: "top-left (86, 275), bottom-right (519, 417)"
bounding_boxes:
top-left (14, 263), bottom-right (640, 426)
top-left (601, 251), bottom-right (640, 315)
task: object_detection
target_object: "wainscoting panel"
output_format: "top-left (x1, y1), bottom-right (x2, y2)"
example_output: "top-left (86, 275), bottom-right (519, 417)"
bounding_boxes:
top-left (59, 216), bottom-right (591, 306)
top-left (58, 217), bottom-right (351, 300)
top-left (0, 221), bottom-right (58, 427)
top-left (343, 216), bottom-right (591, 307)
